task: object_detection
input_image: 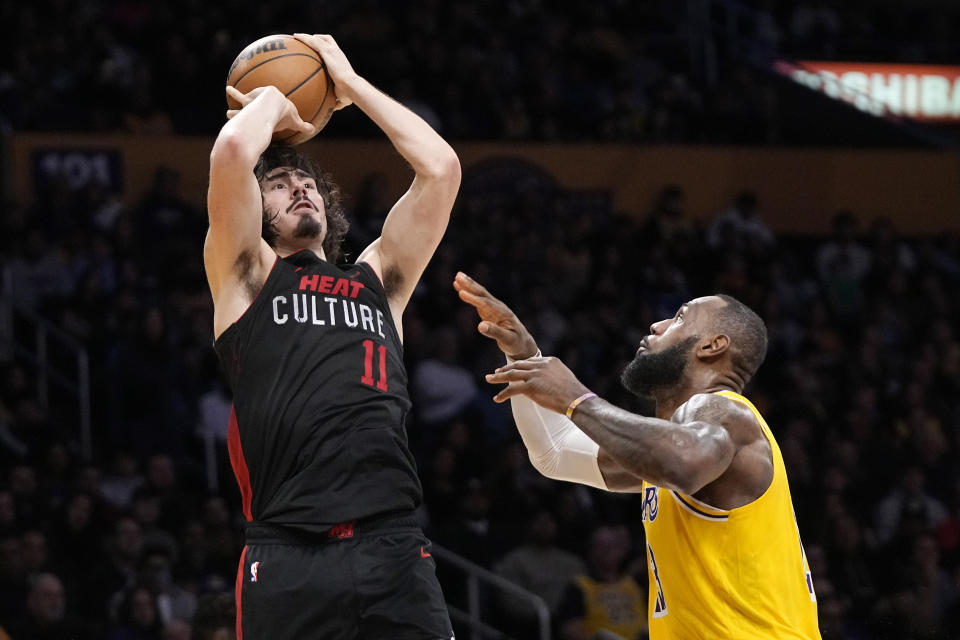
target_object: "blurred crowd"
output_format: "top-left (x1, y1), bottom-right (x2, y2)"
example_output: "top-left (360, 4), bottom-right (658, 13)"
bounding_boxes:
top-left (0, 155), bottom-right (959, 639)
top-left (2, 0), bottom-right (958, 144)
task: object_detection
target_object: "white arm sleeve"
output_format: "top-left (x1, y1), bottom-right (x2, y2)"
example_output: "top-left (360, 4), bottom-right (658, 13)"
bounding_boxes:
top-left (506, 353), bottom-right (608, 490)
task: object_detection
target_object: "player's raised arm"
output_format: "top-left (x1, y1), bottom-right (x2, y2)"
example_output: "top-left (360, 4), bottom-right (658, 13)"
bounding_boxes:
top-left (486, 359), bottom-right (740, 494)
top-left (456, 272), bottom-right (646, 492)
top-left (295, 34), bottom-right (461, 314)
top-left (204, 86), bottom-right (315, 337)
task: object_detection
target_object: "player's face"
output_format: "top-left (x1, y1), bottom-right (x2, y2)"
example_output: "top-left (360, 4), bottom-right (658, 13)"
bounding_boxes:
top-left (641, 301), bottom-right (697, 355)
top-left (261, 167), bottom-right (327, 245)
top-left (637, 296), bottom-right (726, 355)
top-left (620, 298), bottom-right (718, 398)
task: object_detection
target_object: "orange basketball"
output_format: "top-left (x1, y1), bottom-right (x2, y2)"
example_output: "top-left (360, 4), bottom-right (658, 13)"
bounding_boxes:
top-left (226, 34), bottom-right (336, 145)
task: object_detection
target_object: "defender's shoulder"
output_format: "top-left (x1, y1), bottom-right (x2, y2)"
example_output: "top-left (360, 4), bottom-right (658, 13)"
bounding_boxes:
top-left (671, 392), bottom-right (757, 428)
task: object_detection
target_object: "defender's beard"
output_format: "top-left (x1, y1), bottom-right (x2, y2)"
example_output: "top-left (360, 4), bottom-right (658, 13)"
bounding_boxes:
top-left (620, 336), bottom-right (699, 398)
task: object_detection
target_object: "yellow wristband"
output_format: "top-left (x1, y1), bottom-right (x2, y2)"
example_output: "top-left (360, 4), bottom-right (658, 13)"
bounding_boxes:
top-left (565, 392), bottom-right (597, 419)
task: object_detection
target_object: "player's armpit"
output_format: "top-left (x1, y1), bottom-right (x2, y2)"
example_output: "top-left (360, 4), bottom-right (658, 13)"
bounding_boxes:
top-left (361, 164), bottom-right (460, 308)
top-left (205, 152), bottom-right (276, 339)
top-left (207, 147), bottom-right (266, 272)
top-left (206, 88), bottom-right (300, 297)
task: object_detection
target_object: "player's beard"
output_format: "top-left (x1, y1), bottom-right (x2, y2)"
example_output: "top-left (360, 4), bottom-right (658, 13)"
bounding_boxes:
top-left (293, 212), bottom-right (323, 239)
top-left (620, 336), bottom-right (699, 399)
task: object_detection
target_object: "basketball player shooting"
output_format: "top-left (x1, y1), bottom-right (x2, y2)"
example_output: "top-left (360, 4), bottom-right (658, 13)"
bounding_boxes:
top-left (205, 34), bottom-right (459, 639)
top-left (454, 272), bottom-right (822, 639)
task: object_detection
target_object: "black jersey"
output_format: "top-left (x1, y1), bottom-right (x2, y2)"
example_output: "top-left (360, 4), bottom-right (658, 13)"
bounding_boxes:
top-left (214, 250), bottom-right (421, 532)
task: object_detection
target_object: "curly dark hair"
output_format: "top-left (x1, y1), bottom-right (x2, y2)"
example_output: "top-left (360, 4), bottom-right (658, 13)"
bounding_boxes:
top-left (254, 143), bottom-right (350, 263)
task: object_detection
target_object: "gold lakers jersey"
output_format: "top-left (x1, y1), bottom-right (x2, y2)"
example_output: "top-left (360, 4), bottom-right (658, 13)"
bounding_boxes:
top-left (641, 391), bottom-right (821, 639)
top-left (574, 574), bottom-right (647, 640)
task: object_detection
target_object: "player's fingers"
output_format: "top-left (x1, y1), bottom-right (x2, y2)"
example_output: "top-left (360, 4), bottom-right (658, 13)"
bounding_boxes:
top-left (292, 33), bottom-right (319, 49)
top-left (457, 272), bottom-right (493, 297)
top-left (478, 322), bottom-right (515, 343)
top-left (460, 292), bottom-right (503, 320)
top-left (456, 288), bottom-right (487, 311)
top-left (493, 384), bottom-right (523, 403)
top-left (493, 360), bottom-right (537, 374)
top-left (454, 271), bottom-right (477, 286)
top-left (225, 86), bottom-right (246, 103)
top-left (453, 272), bottom-right (470, 291)
top-left (226, 110), bottom-right (240, 119)
top-left (454, 272), bottom-right (481, 292)
top-left (485, 368), bottom-right (531, 384)
top-left (458, 282), bottom-right (508, 315)
top-left (456, 288), bottom-right (485, 307)
top-left (299, 122), bottom-right (318, 135)
top-left (296, 33), bottom-right (336, 55)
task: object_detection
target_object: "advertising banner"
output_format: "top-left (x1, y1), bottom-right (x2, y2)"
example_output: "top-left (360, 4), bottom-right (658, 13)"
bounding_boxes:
top-left (775, 60), bottom-right (960, 122)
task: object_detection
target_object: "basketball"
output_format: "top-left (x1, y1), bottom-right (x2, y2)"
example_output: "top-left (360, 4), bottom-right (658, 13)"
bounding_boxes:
top-left (226, 34), bottom-right (336, 145)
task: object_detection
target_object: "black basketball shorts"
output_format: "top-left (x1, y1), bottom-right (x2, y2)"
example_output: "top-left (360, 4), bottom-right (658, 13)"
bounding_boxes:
top-left (236, 514), bottom-right (454, 640)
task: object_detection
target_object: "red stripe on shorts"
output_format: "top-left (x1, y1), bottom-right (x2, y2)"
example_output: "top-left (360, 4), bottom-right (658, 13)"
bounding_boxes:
top-left (235, 546), bottom-right (247, 640)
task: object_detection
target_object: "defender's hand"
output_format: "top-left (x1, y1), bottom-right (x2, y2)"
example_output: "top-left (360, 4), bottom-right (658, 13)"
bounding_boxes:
top-left (454, 272), bottom-right (539, 360)
top-left (293, 33), bottom-right (357, 110)
top-left (225, 86), bottom-right (316, 137)
top-left (485, 356), bottom-right (591, 414)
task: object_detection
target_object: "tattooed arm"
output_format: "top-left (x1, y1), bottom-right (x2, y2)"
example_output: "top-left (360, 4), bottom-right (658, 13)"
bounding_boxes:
top-left (580, 394), bottom-right (740, 494)
top-left (579, 393), bottom-right (773, 506)
top-left (487, 356), bottom-right (771, 503)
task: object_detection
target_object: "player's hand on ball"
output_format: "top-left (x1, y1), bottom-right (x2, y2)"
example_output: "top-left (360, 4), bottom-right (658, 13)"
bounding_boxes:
top-left (224, 85), bottom-right (269, 115)
top-left (454, 272), bottom-right (539, 360)
top-left (225, 86), bottom-right (316, 137)
top-left (293, 33), bottom-right (357, 110)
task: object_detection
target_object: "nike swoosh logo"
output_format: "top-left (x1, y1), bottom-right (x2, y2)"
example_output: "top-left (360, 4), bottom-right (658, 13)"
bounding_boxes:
top-left (420, 546), bottom-right (431, 558)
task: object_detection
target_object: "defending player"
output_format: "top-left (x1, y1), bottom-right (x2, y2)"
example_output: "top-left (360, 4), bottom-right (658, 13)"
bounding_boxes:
top-left (455, 272), bottom-right (821, 639)
top-left (205, 34), bottom-right (459, 639)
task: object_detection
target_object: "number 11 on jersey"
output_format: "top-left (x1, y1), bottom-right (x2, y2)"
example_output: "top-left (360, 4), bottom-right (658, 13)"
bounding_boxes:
top-left (361, 339), bottom-right (388, 391)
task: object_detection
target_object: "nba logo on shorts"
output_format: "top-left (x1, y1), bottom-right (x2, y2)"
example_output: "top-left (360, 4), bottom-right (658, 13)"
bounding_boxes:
top-left (250, 561), bottom-right (260, 583)
top-left (641, 486), bottom-right (659, 522)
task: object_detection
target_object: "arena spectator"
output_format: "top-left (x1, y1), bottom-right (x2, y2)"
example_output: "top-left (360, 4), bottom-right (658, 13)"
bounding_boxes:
top-left (556, 524), bottom-right (647, 640)
top-left (494, 508), bottom-right (586, 634)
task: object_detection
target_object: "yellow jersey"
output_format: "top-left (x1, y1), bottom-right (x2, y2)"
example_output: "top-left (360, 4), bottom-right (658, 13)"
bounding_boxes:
top-left (574, 574), bottom-right (647, 640)
top-left (641, 391), bottom-right (821, 639)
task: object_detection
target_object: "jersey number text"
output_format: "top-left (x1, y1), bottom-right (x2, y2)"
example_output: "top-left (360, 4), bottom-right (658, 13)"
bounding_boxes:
top-left (361, 339), bottom-right (388, 391)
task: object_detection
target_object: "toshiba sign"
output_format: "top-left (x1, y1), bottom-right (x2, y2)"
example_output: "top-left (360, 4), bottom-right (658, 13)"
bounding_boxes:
top-left (775, 61), bottom-right (960, 122)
